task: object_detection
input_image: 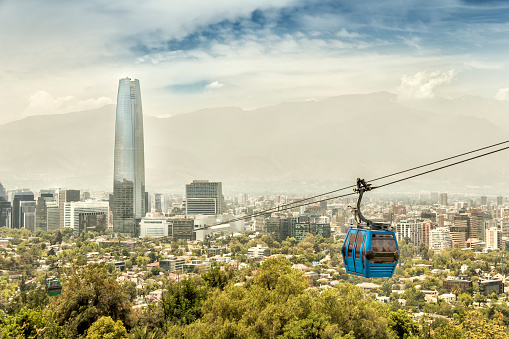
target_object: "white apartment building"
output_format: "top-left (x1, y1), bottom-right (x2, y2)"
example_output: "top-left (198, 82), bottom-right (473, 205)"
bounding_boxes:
top-left (430, 227), bottom-right (453, 251)
top-left (485, 227), bottom-right (502, 250)
top-left (394, 220), bottom-right (422, 245)
top-left (64, 201), bottom-right (109, 236)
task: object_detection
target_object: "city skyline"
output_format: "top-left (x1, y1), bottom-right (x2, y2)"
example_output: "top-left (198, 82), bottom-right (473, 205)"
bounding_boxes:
top-left (1, 2), bottom-right (509, 194)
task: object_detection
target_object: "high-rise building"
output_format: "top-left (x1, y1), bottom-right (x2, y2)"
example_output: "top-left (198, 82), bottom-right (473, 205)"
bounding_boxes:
top-left (20, 201), bottom-right (36, 231)
top-left (485, 227), bottom-right (502, 250)
top-left (113, 78), bottom-right (146, 235)
top-left (58, 189), bottom-right (80, 229)
top-left (439, 193), bottom-right (448, 206)
top-left (0, 183), bottom-right (10, 228)
top-left (430, 227), bottom-right (453, 251)
top-left (497, 196), bottom-right (504, 206)
top-left (185, 180), bottom-right (223, 215)
top-left (395, 220), bottom-right (422, 245)
top-left (451, 214), bottom-right (469, 248)
top-left (154, 193), bottom-right (164, 212)
top-left (263, 217), bottom-right (281, 241)
top-left (35, 191), bottom-right (55, 232)
top-left (12, 192), bottom-right (34, 229)
top-left (420, 220), bottom-right (434, 247)
top-left (468, 209), bottom-right (484, 240)
top-left (46, 202), bottom-right (60, 231)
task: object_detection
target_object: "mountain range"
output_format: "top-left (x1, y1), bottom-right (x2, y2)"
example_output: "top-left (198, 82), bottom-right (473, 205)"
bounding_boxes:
top-left (1, 92), bottom-right (509, 195)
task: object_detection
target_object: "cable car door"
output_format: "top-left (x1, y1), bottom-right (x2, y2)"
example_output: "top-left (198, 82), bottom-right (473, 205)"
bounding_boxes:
top-left (354, 231), bottom-right (366, 274)
top-left (345, 229), bottom-right (357, 273)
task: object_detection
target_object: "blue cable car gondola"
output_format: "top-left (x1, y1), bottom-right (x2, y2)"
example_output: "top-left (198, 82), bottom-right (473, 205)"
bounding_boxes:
top-left (341, 179), bottom-right (400, 278)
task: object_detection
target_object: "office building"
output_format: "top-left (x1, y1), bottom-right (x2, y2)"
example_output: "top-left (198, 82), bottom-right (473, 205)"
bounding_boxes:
top-left (185, 180), bottom-right (223, 215)
top-left (451, 214), bottom-right (470, 248)
top-left (113, 78), bottom-right (146, 235)
top-left (264, 217), bottom-right (281, 241)
top-left (64, 201), bottom-right (109, 236)
top-left (439, 193), bottom-right (448, 206)
top-left (497, 196), bottom-right (504, 206)
top-left (430, 227), bottom-right (453, 251)
top-left (154, 193), bottom-right (164, 212)
top-left (479, 279), bottom-right (504, 296)
top-left (20, 201), bottom-right (36, 231)
top-left (46, 202), bottom-right (60, 231)
top-left (140, 218), bottom-right (171, 238)
top-left (0, 183), bottom-right (6, 202)
top-left (171, 217), bottom-right (195, 241)
top-left (12, 192), bottom-right (34, 229)
top-left (0, 183), bottom-right (10, 228)
top-left (58, 189), bottom-right (80, 229)
top-left (468, 209), bottom-right (484, 240)
top-left (160, 257), bottom-right (185, 273)
top-left (35, 191), bottom-right (55, 231)
top-left (0, 200), bottom-right (10, 228)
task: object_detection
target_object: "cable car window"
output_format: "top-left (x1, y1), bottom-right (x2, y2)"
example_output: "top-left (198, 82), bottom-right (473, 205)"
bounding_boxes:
top-left (371, 234), bottom-right (398, 264)
top-left (356, 234), bottom-right (364, 258)
top-left (348, 232), bottom-right (356, 257)
top-left (48, 281), bottom-right (61, 290)
top-left (371, 234), bottom-right (397, 252)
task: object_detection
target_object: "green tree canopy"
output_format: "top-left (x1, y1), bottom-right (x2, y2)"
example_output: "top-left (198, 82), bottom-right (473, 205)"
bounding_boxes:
top-left (53, 264), bottom-right (132, 338)
top-left (86, 316), bottom-right (127, 339)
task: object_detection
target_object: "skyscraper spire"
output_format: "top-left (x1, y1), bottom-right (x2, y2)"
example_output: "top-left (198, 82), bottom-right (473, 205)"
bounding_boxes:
top-left (113, 77), bottom-right (146, 235)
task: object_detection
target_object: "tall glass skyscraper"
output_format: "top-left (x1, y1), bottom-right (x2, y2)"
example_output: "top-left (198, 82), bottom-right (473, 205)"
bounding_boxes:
top-left (113, 78), bottom-right (146, 235)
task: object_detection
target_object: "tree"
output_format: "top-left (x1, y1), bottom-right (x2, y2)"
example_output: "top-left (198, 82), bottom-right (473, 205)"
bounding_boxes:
top-left (202, 264), bottom-right (234, 290)
top-left (140, 276), bottom-right (209, 333)
top-left (53, 264), bottom-right (132, 338)
top-left (457, 293), bottom-right (473, 307)
top-left (461, 310), bottom-right (507, 339)
top-left (389, 309), bottom-right (419, 338)
top-left (260, 235), bottom-right (275, 248)
top-left (86, 316), bottom-right (127, 339)
top-left (0, 307), bottom-right (63, 339)
top-left (173, 258), bottom-right (392, 339)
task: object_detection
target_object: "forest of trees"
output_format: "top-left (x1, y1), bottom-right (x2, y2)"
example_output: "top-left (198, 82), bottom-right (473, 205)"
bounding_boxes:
top-left (0, 227), bottom-right (508, 338)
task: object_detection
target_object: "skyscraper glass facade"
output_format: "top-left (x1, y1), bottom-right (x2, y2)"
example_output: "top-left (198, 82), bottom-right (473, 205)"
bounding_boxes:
top-left (113, 78), bottom-right (146, 235)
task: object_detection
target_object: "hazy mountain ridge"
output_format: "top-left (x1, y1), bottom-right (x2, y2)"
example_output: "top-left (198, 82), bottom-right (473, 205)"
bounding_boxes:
top-left (1, 93), bottom-right (508, 194)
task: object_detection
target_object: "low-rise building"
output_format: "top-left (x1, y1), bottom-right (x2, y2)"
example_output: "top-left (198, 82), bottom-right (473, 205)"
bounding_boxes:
top-left (248, 244), bottom-right (271, 259)
top-left (479, 278), bottom-right (504, 296)
top-left (443, 276), bottom-right (472, 294)
top-left (159, 257), bottom-right (185, 273)
top-left (438, 293), bottom-right (456, 303)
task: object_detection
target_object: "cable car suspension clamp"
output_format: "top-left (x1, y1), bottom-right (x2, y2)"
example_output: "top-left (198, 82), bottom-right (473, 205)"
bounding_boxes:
top-left (352, 178), bottom-right (389, 231)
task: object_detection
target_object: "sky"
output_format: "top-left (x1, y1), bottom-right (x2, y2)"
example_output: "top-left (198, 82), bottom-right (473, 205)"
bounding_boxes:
top-left (1, 0), bottom-right (509, 125)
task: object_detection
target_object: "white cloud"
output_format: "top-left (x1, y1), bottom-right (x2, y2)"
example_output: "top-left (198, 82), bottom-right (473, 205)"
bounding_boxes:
top-left (397, 70), bottom-right (455, 99)
top-left (24, 91), bottom-right (114, 117)
top-left (495, 88), bottom-right (509, 100)
top-left (205, 81), bottom-right (224, 90)
top-left (336, 29), bottom-right (364, 38)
